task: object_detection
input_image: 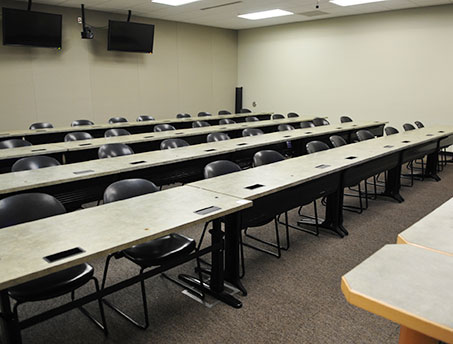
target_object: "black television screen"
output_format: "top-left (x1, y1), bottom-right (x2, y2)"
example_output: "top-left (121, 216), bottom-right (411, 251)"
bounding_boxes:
top-left (108, 20), bottom-right (154, 53)
top-left (2, 7), bottom-right (62, 48)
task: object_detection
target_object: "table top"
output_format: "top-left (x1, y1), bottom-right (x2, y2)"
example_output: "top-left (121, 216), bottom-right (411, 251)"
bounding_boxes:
top-left (342, 244), bottom-right (453, 344)
top-left (398, 197), bottom-right (453, 256)
top-left (0, 112), bottom-right (273, 139)
top-left (189, 126), bottom-right (452, 201)
top-left (0, 185), bottom-right (252, 290)
top-left (0, 121), bottom-right (387, 194)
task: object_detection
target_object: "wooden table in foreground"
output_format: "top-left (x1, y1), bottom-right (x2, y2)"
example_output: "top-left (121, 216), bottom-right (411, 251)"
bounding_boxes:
top-left (342, 244), bottom-right (453, 344)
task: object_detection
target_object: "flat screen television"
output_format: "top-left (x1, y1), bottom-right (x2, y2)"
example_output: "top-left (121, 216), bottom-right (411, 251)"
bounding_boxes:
top-left (108, 20), bottom-right (154, 53)
top-left (2, 7), bottom-right (62, 48)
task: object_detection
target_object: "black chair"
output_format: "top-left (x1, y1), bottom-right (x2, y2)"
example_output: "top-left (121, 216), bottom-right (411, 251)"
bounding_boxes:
top-left (204, 160), bottom-right (241, 178)
top-left (272, 114), bottom-right (285, 120)
top-left (242, 128), bottom-right (264, 137)
top-left (356, 130), bottom-right (375, 141)
top-left (160, 138), bottom-right (190, 149)
top-left (192, 120), bottom-right (210, 128)
top-left (253, 150), bottom-right (285, 166)
top-left (101, 179), bottom-right (201, 329)
top-left (154, 124), bottom-right (176, 132)
top-left (240, 108), bottom-right (252, 113)
top-left (136, 115), bottom-right (155, 121)
top-left (300, 121), bottom-right (315, 128)
top-left (219, 118), bottom-right (236, 125)
top-left (0, 139), bottom-right (32, 149)
top-left (385, 126), bottom-right (399, 135)
top-left (278, 124), bottom-right (295, 131)
top-left (104, 128), bottom-right (131, 137)
top-left (198, 112), bottom-right (212, 117)
top-left (218, 110), bottom-right (231, 115)
top-left (12, 156), bottom-right (60, 172)
top-left (356, 130), bottom-right (382, 200)
top-left (312, 118), bottom-right (330, 126)
top-left (287, 112), bottom-right (299, 118)
top-left (108, 117), bottom-right (128, 124)
top-left (415, 121), bottom-right (424, 128)
top-left (207, 132), bottom-right (230, 142)
top-left (71, 119), bottom-right (94, 126)
top-left (98, 144), bottom-right (134, 159)
top-left (306, 141), bottom-right (329, 153)
top-left (176, 113), bottom-right (191, 118)
top-left (403, 123), bottom-right (416, 131)
top-left (329, 135), bottom-right (347, 147)
top-left (340, 116), bottom-right (353, 123)
top-left (29, 122), bottom-right (53, 130)
top-left (245, 116), bottom-right (259, 122)
top-left (0, 193), bottom-right (107, 337)
top-left (64, 132), bottom-right (93, 142)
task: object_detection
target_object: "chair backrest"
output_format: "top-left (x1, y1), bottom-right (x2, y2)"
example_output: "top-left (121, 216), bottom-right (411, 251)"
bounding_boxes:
top-left (103, 178), bottom-right (159, 204)
top-left (12, 156), bottom-right (60, 172)
top-left (192, 120), bottom-right (211, 128)
top-left (287, 112), bottom-right (299, 118)
top-left (29, 122), bottom-right (53, 130)
top-left (218, 110), bottom-right (231, 115)
top-left (207, 132), bottom-right (230, 142)
top-left (0, 193), bottom-right (65, 228)
top-left (245, 116), bottom-right (259, 122)
top-left (198, 112), bottom-right (212, 117)
top-left (403, 123), bottom-right (416, 131)
top-left (414, 121), bottom-right (424, 128)
top-left (136, 115), bottom-right (155, 122)
top-left (242, 128), bottom-right (264, 137)
top-left (240, 108), bottom-right (252, 113)
top-left (104, 128), bottom-right (131, 137)
top-left (253, 150), bottom-right (285, 166)
top-left (71, 119), bottom-right (94, 126)
top-left (300, 121), bottom-right (315, 128)
top-left (312, 117), bottom-right (330, 126)
top-left (98, 143), bottom-right (134, 159)
top-left (64, 132), bottom-right (93, 142)
top-left (0, 139), bottom-right (32, 149)
top-left (306, 141), bottom-right (330, 154)
top-left (385, 126), bottom-right (399, 136)
top-left (219, 118), bottom-right (236, 125)
top-left (329, 135), bottom-right (347, 148)
top-left (278, 124), bottom-right (295, 131)
top-left (272, 114), bottom-right (285, 120)
top-left (154, 124), bottom-right (176, 132)
top-left (160, 138), bottom-right (190, 149)
top-left (204, 160), bottom-right (241, 179)
top-left (356, 130), bottom-right (375, 141)
top-left (109, 117), bottom-right (128, 124)
top-left (340, 116), bottom-right (353, 123)
top-left (176, 113), bottom-right (191, 119)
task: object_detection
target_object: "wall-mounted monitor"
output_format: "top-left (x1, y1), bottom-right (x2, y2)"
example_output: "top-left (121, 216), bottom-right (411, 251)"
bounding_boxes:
top-left (107, 20), bottom-right (154, 53)
top-left (2, 7), bottom-right (62, 48)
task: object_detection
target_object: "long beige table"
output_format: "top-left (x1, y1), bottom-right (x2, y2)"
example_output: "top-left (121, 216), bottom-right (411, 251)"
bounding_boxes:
top-left (0, 185), bottom-right (252, 344)
top-left (342, 244), bottom-right (453, 344)
top-left (397, 197), bottom-right (453, 256)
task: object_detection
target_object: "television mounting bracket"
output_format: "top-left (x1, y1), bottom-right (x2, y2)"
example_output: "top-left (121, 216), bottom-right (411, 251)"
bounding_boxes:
top-left (127, 10), bottom-right (131, 22)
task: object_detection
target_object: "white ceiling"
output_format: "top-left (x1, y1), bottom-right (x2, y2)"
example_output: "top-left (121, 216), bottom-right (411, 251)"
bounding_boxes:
top-left (26, 0), bottom-right (453, 29)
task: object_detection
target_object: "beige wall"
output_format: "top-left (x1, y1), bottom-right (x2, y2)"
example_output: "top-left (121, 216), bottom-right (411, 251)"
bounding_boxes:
top-left (0, 0), bottom-right (238, 130)
top-left (238, 5), bottom-right (453, 130)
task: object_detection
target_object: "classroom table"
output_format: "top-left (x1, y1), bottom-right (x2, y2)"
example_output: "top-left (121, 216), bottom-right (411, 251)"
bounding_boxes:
top-left (342, 244), bottom-right (453, 344)
top-left (0, 185), bottom-right (252, 344)
top-left (397, 196), bottom-right (453, 255)
top-left (0, 112), bottom-right (273, 144)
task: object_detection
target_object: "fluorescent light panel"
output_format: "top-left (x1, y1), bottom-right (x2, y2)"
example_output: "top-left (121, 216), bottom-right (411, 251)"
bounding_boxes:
top-left (152, 0), bottom-right (200, 6)
top-left (330, 0), bottom-right (386, 6)
top-left (238, 9), bottom-right (294, 20)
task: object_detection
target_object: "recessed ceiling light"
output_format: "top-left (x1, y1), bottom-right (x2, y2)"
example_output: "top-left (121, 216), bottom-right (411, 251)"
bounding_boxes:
top-left (238, 9), bottom-right (294, 20)
top-left (330, 0), bottom-right (386, 6)
top-left (152, 0), bottom-right (200, 6)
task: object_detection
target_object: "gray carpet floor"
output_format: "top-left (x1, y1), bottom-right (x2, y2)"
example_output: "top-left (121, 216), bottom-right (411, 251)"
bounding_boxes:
top-left (16, 164), bottom-right (453, 344)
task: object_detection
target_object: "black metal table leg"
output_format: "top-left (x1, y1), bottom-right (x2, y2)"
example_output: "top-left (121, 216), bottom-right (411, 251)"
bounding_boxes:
top-left (0, 290), bottom-right (22, 344)
top-left (320, 188), bottom-right (348, 238)
top-left (424, 151), bottom-right (441, 181)
top-left (381, 164), bottom-right (405, 203)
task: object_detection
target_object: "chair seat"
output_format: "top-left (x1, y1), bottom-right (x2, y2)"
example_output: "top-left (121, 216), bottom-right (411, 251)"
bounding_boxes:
top-left (123, 233), bottom-right (196, 268)
top-left (9, 264), bottom-right (94, 302)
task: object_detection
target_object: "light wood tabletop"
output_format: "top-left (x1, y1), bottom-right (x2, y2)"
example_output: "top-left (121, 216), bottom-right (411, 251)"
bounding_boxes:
top-left (342, 244), bottom-right (453, 344)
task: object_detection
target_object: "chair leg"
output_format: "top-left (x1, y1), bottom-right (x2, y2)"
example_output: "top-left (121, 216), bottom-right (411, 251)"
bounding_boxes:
top-left (242, 217), bottom-right (282, 258)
